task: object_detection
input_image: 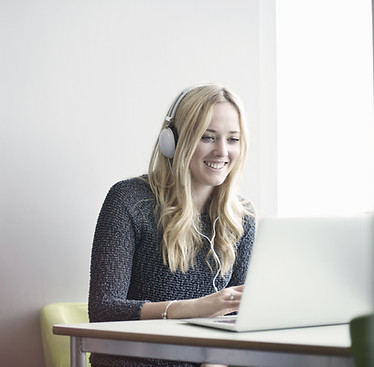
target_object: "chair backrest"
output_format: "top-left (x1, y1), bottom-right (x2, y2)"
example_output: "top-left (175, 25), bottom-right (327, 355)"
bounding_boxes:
top-left (350, 314), bottom-right (374, 367)
top-left (40, 302), bottom-right (90, 367)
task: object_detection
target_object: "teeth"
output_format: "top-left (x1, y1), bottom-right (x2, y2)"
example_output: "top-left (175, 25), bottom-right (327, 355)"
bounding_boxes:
top-left (205, 162), bottom-right (225, 169)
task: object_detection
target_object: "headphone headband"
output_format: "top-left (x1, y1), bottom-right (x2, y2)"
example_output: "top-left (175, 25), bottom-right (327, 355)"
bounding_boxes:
top-left (165, 84), bottom-right (204, 124)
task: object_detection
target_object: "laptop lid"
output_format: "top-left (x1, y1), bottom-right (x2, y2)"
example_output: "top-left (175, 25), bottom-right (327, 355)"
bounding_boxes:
top-left (187, 215), bottom-right (374, 332)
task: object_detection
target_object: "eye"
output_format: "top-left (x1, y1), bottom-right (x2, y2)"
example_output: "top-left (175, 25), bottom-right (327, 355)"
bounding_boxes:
top-left (201, 135), bottom-right (215, 142)
top-left (228, 137), bottom-right (240, 144)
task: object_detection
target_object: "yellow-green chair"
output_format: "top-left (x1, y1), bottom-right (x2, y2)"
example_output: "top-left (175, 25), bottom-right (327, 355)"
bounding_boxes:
top-left (40, 302), bottom-right (91, 367)
top-left (350, 314), bottom-right (374, 367)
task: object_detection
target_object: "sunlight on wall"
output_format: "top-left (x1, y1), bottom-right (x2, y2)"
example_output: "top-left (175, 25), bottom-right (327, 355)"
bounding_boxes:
top-left (276, 0), bottom-right (374, 216)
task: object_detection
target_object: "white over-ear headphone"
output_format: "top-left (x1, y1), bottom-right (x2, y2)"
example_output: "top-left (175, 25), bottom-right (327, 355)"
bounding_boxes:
top-left (159, 85), bottom-right (203, 159)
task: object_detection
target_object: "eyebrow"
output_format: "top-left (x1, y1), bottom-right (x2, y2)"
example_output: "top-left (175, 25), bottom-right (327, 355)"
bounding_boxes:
top-left (206, 129), bottom-right (241, 134)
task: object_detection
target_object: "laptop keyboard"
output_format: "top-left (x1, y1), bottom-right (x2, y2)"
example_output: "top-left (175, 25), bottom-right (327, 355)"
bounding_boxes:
top-left (214, 318), bottom-right (237, 324)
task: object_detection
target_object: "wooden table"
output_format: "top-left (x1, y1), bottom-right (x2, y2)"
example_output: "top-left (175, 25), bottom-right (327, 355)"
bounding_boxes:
top-left (53, 319), bottom-right (354, 367)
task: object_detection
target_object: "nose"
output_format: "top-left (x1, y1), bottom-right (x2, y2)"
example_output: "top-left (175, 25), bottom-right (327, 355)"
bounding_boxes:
top-left (213, 139), bottom-right (228, 157)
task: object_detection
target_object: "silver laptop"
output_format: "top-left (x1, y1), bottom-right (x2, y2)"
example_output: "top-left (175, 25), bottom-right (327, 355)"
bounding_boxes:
top-left (185, 215), bottom-right (374, 331)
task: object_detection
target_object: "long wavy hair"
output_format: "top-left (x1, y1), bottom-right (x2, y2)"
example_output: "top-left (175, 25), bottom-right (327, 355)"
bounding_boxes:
top-left (148, 84), bottom-right (251, 274)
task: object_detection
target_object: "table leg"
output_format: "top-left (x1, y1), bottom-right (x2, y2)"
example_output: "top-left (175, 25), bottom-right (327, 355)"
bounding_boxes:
top-left (71, 336), bottom-right (86, 367)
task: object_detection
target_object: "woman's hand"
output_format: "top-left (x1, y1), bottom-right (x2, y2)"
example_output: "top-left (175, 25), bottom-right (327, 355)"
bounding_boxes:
top-left (167, 285), bottom-right (244, 319)
top-left (140, 285), bottom-right (243, 320)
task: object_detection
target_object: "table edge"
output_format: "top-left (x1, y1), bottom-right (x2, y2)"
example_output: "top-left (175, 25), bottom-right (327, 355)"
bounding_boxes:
top-left (53, 323), bottom-right (352, 357)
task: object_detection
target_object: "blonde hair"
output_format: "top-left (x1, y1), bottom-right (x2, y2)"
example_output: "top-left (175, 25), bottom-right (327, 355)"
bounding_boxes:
top-left (148, 84), bottom-right (251, 274)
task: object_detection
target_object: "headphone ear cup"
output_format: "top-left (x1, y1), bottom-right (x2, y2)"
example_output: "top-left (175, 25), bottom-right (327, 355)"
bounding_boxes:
top-left (159, 127), bottom-right (177, 159)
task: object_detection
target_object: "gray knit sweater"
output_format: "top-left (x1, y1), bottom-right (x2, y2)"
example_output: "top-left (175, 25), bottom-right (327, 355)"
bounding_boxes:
top-left (89, 175), bottom-right (256, 367)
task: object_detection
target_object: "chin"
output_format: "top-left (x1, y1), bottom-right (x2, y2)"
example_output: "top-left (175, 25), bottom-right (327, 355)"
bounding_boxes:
top-left (207, 177), bottom-right (228, 188)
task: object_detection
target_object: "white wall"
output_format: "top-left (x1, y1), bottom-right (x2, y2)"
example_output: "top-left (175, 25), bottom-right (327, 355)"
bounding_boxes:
top-left (276, 0), bottom-right (374, 216)
top-left (0, 1), bottom-right (276, 366)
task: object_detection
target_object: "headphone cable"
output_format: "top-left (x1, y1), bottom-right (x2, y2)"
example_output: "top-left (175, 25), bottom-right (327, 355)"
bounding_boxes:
top-left (193, 216), bottom-right (221, 292)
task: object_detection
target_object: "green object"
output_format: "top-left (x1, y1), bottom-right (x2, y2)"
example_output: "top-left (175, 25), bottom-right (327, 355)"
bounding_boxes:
top-left (40, 302), bottom-right (90, 367)
top-left (350, 314), bottom-right (374, 367)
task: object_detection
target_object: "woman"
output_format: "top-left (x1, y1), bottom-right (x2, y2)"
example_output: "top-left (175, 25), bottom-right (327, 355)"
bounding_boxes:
top-left (89, 84), bottom-right (256, 367)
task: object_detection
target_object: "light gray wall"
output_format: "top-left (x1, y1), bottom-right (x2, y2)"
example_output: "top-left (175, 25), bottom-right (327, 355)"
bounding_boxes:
top-left (0, 1), bottom-right (276, 366)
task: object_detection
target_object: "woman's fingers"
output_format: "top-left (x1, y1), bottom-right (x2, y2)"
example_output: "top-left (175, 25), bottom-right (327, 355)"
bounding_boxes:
top-left (223, 285), bottom-right (243, 301)
top-left (200, 285), bottom-right (244, 317)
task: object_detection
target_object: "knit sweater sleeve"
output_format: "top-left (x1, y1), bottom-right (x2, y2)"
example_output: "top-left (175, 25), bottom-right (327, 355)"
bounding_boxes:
top-left (88, 179), bottom-right (151, 322)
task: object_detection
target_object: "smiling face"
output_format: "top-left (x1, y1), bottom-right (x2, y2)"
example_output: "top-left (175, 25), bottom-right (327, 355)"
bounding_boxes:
top-left (189, 102), bottom-right (241, 201)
